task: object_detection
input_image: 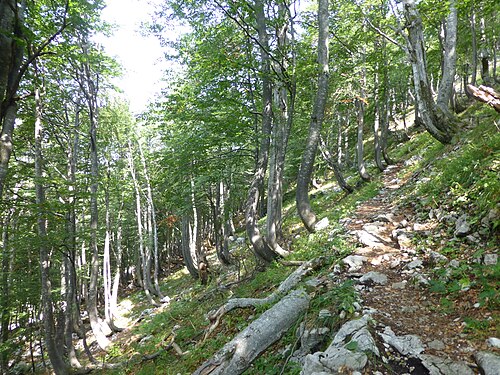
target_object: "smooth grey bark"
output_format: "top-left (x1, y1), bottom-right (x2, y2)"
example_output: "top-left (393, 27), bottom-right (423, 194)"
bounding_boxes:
top-left (181, 214), bottom-right (199, 278)
top-left (319, 136), bottom-right (353, 194)
top-left (266, 2), bottom-right (295, 257)
top-left (63, 104), bottom-right (81, 368)
top-left (0, 209), bottom-right (13, 373)
top-left (127, 140), bottom-right (158, 306)
top-left (216, 180), bottom-right (231, 265)
top-left (355, 96), bottom-right (371, 181)
top-left (373, 73), bottom-right (385, 172)
top-left (401, 0), bottom-right (455, 144)
top-left (137, 139), bottom-right (163, 297)
top-left (78, 44), bottom-right (112, 349)
top-left (194, 289), bottom-right (310, 375)
top-left (34, 83), bottom-right (67, 375)
top-left (245, 0), bottom-right (278, 263)
top-left (111, 197), bottom-right (124, 318)
top-left (469, 4), bottom-right (478, 87)
top-left (296, 0), bottom-right (329, 233)
top-left (436, 0), bottom-right (458, 113)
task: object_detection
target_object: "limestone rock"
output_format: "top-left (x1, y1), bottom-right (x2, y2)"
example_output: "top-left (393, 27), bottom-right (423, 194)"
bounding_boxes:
top-left (406, 259), bottom-right (423, 269)
top-left (487, 337), bottom-right (500, 349)
top-left (379, 326), bottom-right (424, 356)
top-left (342, 255), bottom-right (367, 272)
top-left (359, 271), bottom-right (388, 286)
top-left (483, 253), bottom-right (498, 266)
top-left (475, 351), bottom-right (500, 375)
top-left (301, 349), bottom-right (367, 374)
top-left (419, 354), bottom-right (474, 375)
top-left (314, 217), bottom-right (330, 231)
top-left (426, 339), bottom-right (445, 350)
top-left (356, 230), bottom-right (383, 247)
top-left (455, 214), bottom-right (471, 237)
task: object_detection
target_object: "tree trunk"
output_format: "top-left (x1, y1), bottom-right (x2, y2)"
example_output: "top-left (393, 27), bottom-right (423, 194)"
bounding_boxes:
top-left (0, 209), bottom-right (14, 373)
top-left (479, 13), bottom-right (492, 86)
top-left (63, 104), bottom-right (81, 368)
top-left (469, 4), bottom-right (478, 86)
top-left (0, 1), bottom-right (24, 200)
top-left (402, 0), bottom-right (455, 144)
top-left (373, 73), bottom-right (385, 172)
top-left (194, 289), bottom-right (310, 375)
top-left (127, 140), bottom-right (158, 306)
top-left (80, 45), bottom-right (113, 349)
top-left (296, 0), bottom-right (329, 233)
top-left (245, 0), bottom-right (278, 263)
top-left (34, 81), bottom-right (67, 374)
top-left (266, 2), bottom-right (294, 257)
top-left (319, 136), bottom-right (353, 194)
top-left (356, 96), bottom-right (371, 181)
top-left (137, 139), bottom-right (163, 297)
top-left (436, 0), bottom-right (458, 113)
top-left (181, 214), bottom-right (199, 278)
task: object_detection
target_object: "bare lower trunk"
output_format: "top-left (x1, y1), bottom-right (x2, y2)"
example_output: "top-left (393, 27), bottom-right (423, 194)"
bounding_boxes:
top-left (319, 136), bottom-right (353, 193)
top-left (402, 0), bottom-right (455, 144)
top-left (245, 0), bottom-right (278, 263)
top-left (356, 98), bottom-right (371, 181)
top-left (296, 0), bottom-right (329, 233)
top-left (373, 80), bottom-right (385, 172)
top-left (181, 214), bottom-right (199, 278)
top-left (128, 141), bottom-right (158, 306)
top-left (34, 84), bottom-right (67, 374)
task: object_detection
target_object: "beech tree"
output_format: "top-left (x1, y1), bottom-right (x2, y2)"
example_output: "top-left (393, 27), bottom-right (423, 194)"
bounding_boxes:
top-left (296, 0), bottom-right (330, 232)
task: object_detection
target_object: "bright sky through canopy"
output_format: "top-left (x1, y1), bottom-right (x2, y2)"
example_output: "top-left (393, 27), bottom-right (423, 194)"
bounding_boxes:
top-left (97, 0), bottom-right (167, 114)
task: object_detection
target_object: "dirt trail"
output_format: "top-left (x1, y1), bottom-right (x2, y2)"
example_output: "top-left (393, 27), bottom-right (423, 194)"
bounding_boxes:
top-left (342, 163), bottom-right (495, 367)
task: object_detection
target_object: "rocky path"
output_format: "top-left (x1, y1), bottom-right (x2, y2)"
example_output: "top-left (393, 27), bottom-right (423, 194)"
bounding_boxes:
top-left (300, 164), bottom-right (500, 374)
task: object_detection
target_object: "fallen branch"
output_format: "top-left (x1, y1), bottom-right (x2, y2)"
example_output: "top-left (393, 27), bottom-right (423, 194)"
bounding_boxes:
top-left (203, 257), bottom-right (325, 341)
top-left (466, 84), bottom-right (500, 113)
top-left (194, 289), bottom-right (310, 375)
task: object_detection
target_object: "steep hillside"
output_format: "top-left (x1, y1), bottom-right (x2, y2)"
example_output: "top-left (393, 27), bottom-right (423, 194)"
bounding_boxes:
top-left (56, 105), bottom-right (499, 375)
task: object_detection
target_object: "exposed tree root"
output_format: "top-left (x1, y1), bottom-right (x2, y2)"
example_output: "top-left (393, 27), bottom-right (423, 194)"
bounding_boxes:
top-left (194, 289), bottom-right (310, 375)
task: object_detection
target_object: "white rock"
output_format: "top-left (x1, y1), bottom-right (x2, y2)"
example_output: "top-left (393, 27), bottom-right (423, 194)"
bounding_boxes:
top-left (483, 253), bottom-right (498, 266)
top-left (359, 271), bottom-right (388, 285)
top-left (487, 337), bottom-right (500, 349)
top-left (314, 217), bottom-right (330, 231)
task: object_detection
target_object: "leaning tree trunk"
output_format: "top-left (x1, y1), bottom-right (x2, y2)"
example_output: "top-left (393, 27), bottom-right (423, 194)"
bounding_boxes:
top-left (245, 0), bottom-right (279, 263)
top-left (34, 80), bottom-right (67, 375)
top-left (296, 0), bottom-right (329, 233)
top-left (319, 135), bottom-right (353, 193)
top-left (402, 0), bottom-right (455, 144)
top-left (194, 289), bottom-right (310, 375)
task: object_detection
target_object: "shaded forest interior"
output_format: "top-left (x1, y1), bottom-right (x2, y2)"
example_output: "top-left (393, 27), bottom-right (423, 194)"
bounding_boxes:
top-left (0, 0), bottom-right (499, 374)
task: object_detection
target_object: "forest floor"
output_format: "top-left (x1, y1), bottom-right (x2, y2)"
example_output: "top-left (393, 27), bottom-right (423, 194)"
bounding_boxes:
top-left (70, 106), bottom-right (499, 374)
top-left (340, 161), bottom-right (498, 370)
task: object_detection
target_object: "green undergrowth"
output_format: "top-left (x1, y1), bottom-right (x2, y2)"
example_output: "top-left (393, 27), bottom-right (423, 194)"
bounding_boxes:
top-left (392, 105), bottom-right (499, 339)
top-left (103, 105), bottom-right (498, 374)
